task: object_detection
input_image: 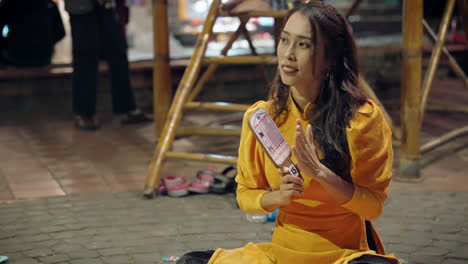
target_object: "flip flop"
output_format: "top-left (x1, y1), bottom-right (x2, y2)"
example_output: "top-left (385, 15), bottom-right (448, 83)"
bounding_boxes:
top-left (209, 166), bottom-right (237, 194)
top-left (0, 256), bottom-right (9, 263)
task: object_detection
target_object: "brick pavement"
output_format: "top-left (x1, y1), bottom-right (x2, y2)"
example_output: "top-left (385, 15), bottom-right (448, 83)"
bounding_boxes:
top-left (1, 78), bottom-right (468, 264)
top-left (1, 190), bottom-right (468, 264)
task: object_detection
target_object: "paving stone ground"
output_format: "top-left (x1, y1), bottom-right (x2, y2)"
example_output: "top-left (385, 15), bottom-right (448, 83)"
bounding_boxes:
top-left (1, 78), bottom-right (467, 264)
top-left (1, 190), bottom-right (468, 264)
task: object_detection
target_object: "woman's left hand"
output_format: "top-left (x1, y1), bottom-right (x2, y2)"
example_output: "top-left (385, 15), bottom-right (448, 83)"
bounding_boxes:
top-left (292, 119), bottom-right (330, 180)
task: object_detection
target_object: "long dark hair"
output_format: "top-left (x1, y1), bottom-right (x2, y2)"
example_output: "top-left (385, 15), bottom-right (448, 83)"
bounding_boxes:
top-left (269, 1), bottom-right (368, 182)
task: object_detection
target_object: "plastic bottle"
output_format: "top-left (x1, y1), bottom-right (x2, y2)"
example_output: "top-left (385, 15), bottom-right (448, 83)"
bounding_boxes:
top-left (246, 214), bottom-right (267, 223)
top-left (266, 209), bottom-right (279, 222)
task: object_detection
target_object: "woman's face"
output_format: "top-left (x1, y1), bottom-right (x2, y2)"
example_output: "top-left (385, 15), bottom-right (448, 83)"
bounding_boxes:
top-left (277, 12), bottom-right (325, 99)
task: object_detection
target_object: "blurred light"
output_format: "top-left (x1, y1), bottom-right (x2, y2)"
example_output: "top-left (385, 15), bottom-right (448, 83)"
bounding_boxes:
top-left (2, 25), bottom-right (9, 38)
top-left (258, 17), bottom-right (274, 27)
top-left (348, 15), bottom-right (361, 23)
top-left (249, 18), bottom-right (259, 25)
top-left (193, 0), bottom-right (208, 13)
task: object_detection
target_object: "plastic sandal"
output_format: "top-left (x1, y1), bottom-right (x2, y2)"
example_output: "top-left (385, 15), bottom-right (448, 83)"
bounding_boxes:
top-left (209, 166), bottom-right (237, 194)
top-left (157, 181), bottom-right (168, 196)
top-left (188, 170), bottom-right (215, 194)
top-left (162, 176), bottom-right (189, 197)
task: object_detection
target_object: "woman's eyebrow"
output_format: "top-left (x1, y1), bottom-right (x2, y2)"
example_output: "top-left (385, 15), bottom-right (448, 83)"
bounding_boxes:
top-left (282, 30), bottom-right (312, 40)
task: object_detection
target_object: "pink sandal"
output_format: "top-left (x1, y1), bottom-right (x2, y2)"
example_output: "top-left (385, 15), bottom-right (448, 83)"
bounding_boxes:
top-left (162, 176), bottom-right (189, 197)
top-left (188, 170), bottom-right (215, 194)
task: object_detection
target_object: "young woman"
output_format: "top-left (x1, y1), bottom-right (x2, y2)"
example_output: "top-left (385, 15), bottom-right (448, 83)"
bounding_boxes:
top-left (178, 1), bottom-right (398, 264)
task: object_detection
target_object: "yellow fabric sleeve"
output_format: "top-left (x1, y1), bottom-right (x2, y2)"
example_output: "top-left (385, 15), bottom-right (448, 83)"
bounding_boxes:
top-left (235, 101), bottom-right (273, 214)
top-left (341, 100), bottom-right (393, 220)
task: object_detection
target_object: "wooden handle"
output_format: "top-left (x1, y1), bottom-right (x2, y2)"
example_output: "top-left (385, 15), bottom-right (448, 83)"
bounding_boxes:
top-left (283, 159), bottom-right (302, 178)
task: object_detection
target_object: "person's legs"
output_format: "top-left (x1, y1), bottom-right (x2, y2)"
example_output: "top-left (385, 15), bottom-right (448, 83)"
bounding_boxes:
top-left (98, 6), bottom-right (136, 115)
top-left (69, 12), bottom-right (99, 120)
top-left (176, 250), bottom-right (215, 264)
top-left (349, 255), bottom-right (395, 264)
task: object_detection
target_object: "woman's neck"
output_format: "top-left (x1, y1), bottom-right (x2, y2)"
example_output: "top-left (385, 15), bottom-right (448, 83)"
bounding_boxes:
top-left (290, 86), bottom-right (308, 111)
top-left (291, 76), bottom-right (322, 103)
top-left (291, 81), bottom-right (321, 111)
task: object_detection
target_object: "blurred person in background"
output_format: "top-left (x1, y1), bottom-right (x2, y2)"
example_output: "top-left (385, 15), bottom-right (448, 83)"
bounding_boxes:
top-left (0, 0), bottom-right (65, 67)
top-left (63, 0), bottom-right (152, 130)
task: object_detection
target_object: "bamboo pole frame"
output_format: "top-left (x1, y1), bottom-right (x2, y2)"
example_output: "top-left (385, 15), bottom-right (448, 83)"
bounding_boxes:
top-left (421, 125), bottom-right (468, 154)
top-left (218, 10), bottom-right (288, 18)
top-left (340, 0), bottom-right (400, 139)
top-left (345, 0), bottom-right (363, 19)
top-left (203, 55), bottom-right (278, 64)
top-left (240, 17), bottom-right (259, 55)
top-left (153, 0), bottom-right (172, 137)
top-left (144, 0), bottom-right (221, 197)
top-left (188, 18), bottom-right (249, 102)
top-left (424, 104), bottom-right (468, 113)
top-left (399, 0), bottom-right (423, 179)
top-left (420, 0), bottom-right (457, 120)
top-left (423, 20), bottom-right (468, 88)
top-left (166, 152), bottom-right (238, 164)
top-left (176, 126), bottom-right (242, 136)
top-left (147, 0), bottom-right (457, 193)
top-left (382, 101), bottom-right (468, 114)
top-left (239, 16), bottom-right (270, 86)
top-left (184, 102), bottom-right (250, 112)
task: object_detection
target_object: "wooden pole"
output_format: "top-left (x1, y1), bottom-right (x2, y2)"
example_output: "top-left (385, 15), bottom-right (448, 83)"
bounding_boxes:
top-left (188, 19), bottom-right (248, 102)
top-left (184, 102), bottom-right (249, 112)
top-left (420, 0), bottom-right (456, 120)
top-left (423, 19), bottom-right (468, 87)
top-left (202, 55), bottom-right (277, 64)
top-left (238, 16), bottom-right (270, 87)
top-left (345, 0), bottom-right (363, 19)
top-left (421, 125), bottom-right (468, 154)
top-left (176, 126), bottom-right (242, 136)
top-left (218, 10), bottom-right (288, 18)
top-left (423, 20), bottom-right (468, 88)
top-left (399, 0), bottom-right (423, 180)
top-left (152, 0), bottom-right (172, 137)
top-left (144, 0), bottom-right (220, 197)
top-left (166, 152), bottom-right (238, 164)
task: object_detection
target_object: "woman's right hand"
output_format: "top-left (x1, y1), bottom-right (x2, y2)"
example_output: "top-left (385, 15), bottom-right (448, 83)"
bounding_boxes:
top-left (276, 167), bottom-right (304, 207)
top-left (261, 167), bottom-right (304, 211)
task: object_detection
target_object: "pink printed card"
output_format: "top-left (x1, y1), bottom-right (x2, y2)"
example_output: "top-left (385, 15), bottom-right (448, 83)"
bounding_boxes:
top-left (248, 108), bottom-right (301, 178)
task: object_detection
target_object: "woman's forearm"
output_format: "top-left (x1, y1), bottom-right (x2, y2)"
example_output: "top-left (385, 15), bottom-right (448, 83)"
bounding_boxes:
top-left (315, 169), bottom-right (354, 204)
top-left (260, 190), bottom-right (282, 212)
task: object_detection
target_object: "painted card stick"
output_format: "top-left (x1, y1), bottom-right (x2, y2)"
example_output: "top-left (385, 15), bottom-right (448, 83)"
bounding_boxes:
top-left (248, 108), bottom-right (301, 178)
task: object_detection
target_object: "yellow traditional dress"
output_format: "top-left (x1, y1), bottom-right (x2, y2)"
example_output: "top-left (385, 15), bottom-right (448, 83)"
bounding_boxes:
top-left (208, 95), bottom-right (399, 264)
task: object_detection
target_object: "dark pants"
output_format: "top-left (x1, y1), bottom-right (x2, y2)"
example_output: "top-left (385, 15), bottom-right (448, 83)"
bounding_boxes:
top-left (176, 250), bottom-right (215, 264)
top-left (69, 5), bottom-right (136, 118)
top-left (176, 251), bottom-right (395, 264)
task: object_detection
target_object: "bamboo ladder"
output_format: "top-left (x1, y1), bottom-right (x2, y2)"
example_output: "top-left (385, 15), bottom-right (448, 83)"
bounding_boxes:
top-left (143, 0), bottom-right (402, 197)
top-left (399, 0), bottom-right (468, 179)
top-left (419, 0), bottom-right (468, 154)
